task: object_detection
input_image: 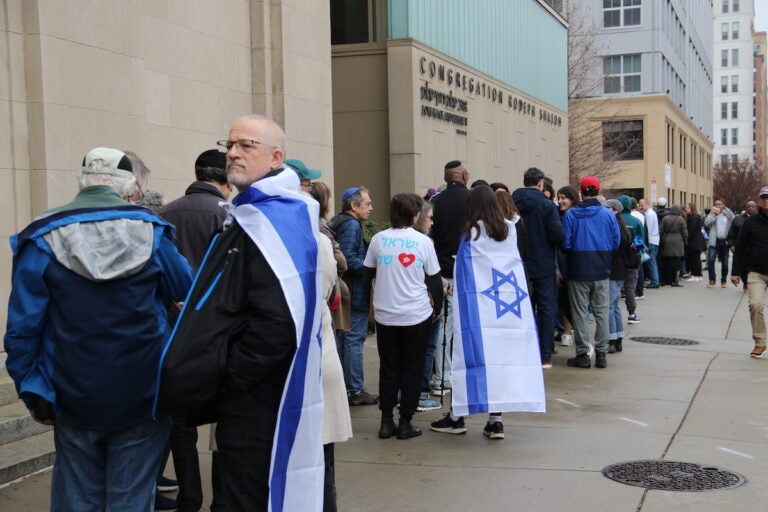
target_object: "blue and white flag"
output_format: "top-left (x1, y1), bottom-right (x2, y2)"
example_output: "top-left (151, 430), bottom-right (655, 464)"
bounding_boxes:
top-left (451, 219), bottom-right (546, 417)
top-left (231, 168), bottom-right (324, 512)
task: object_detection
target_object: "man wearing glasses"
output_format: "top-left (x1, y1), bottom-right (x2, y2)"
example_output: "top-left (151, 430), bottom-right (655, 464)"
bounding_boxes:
top-left (731, 186), bottom-right (768, 359)
top-left (159, 115), bottom-right (325, 510)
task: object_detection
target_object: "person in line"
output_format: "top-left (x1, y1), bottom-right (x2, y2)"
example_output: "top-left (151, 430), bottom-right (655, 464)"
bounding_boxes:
top-left (604, 199), bottom-right (637, 353)
top-left (364, 193), bottom-right (443, 440)
top-left (512, 168), bottom-right (564, 369)
top-left (659, 205), bottom-right (688, 287)
top-left (638, 198), bottom-right (660, 289)
top-left (682, 203), bottom-right (705, 283)
top-left (329, 187), bottom-right (379, 406)
top-left (618, 195), bottom-right (643, 324)
top-left (562, 177), bottom-right (620, 369)
top-left (158, 115), bottom-right (325, 510)
top-left (727, 200), bottom-right (757, 289)
top-left (731, 186), bottom-right (768, 358)
top-left (429, 160), bottom-right (471, 396)
top-left (431, 185), bottom-right (545, 439)
top-left (704, 199), bottom-right (735, 288)
top-left (4, 147), bottom-right (192, 511)
top-left (555, 186), bottom-right (580, 346)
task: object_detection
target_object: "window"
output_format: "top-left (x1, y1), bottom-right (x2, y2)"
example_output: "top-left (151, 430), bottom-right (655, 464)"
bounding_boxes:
top-left (603, 120), bottom-right (644, 161)
top-left (330, 0), bottom-right (387, 45)
top-left (732, 49), bottom-right (739, 66)
top-left (722, 49), bottom-right (728, 67)
top-left (721, 155), bottom-right (728, 165)
top-left (721, 76), bottom-right (728, 93)
top-left (603, 54), bottom-right (641, 93)
top-left (732, 22), bottom-right (739, 39)
top-left (603, 0), bottom-right (641, 28)
top-left (723, 0), bottom-right (729, 12)
top-left (733, 0), bottom-right (739, 12)
top-left (731, 128), bottom-right (738, 145)
top-left (731, 154), bottom-right (738, 165)
top-left (722, 22), bottom-right (729, 40)
top-left (721, 102), bottom-right (728, 119)
top-left (721, 128), bottom-right (728, 146)
top-left (732, 75), bottom-right (739, 92)
top-left (731, 101), bottom-right (738, 119)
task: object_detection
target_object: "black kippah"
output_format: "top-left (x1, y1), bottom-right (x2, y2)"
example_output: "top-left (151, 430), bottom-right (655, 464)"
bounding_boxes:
top-left (445, 160), bottom-right (462, 170)
top-left (195, 149), bottom-right (226, 170)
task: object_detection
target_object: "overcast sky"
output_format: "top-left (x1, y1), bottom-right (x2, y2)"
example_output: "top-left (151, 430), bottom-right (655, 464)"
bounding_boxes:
top-left (757, 1), bottom-right (767, 33)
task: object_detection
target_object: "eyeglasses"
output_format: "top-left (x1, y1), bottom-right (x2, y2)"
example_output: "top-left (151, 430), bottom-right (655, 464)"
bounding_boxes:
top-left (216, 139), bottom-right (276, 152)
top-left (759, 196), bottom-right (768, 201)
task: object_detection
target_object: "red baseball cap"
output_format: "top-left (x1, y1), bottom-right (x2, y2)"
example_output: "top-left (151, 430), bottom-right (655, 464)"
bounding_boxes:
top-left (580, 176), bottom-right (600, 191)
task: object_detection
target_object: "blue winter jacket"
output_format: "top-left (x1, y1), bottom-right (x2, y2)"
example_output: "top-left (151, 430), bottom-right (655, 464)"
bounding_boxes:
top-left (329, 212), bottom-right (369, 310)
top-left (562, 198), bottom-right (621, 281)
top-left (4, 187), bottom-right (192, 431)
top-left (510, 187), bottom-right (564, 279)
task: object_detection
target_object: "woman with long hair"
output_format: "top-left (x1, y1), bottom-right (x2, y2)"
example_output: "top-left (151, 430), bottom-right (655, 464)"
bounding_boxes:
top-left (363, 194), bottom-right (443, 440)
top-left (430, 186), bottom-right (544, 439)
top-left (555, 186), bottom-right (579, 348)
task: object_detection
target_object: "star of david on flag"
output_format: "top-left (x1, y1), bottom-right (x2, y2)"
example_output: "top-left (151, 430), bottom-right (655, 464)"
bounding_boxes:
top-left (481, 268), bottom-right (528, 319)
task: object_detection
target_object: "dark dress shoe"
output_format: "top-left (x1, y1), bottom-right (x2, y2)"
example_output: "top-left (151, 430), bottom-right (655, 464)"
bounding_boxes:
top-left (396, 417), bottom-right (422, 439)
top-left (155, 493), bottom-right (177, 510)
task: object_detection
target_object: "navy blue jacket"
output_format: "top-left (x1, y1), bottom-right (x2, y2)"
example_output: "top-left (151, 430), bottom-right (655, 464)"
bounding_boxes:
top-left (511, 187), bottom-right (564, 279)
top-left (329, 212), bottom-right (369, 310)
top-left (562, 198), bottom-right (621, 281)
top-left (4, 187), bottom-right (192, 431)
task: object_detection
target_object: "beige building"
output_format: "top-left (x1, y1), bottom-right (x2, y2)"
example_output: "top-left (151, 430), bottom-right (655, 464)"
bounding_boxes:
top-left (571, 95), bottom-right (714, 207)
top-left (0, 0), bottom-right (334, 328)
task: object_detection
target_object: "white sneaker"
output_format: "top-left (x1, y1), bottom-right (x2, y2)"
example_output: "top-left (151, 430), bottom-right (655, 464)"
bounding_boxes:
top-left (560, 333), bottom-right (574, 346)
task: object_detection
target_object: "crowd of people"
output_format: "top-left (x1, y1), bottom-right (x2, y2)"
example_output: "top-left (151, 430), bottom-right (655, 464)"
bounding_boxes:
top-left (4, 113), bottom-right (768, 512)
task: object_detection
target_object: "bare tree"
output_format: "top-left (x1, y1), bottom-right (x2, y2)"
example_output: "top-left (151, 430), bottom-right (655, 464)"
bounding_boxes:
top-left (565, 1), bottom-right (636, 188)
top-left (713, 159), bottom-right (766, 211)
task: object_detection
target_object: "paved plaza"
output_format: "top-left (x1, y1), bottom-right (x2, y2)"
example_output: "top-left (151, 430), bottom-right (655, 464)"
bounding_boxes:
top-left (1, 279), bottom-right (767, 511)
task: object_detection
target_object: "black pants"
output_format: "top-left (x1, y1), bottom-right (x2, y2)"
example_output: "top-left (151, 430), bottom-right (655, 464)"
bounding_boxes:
top-left (376, 318), bottom-right (432, 418)
top-left (685, 247), bottom-right (702, 277)
top-left (170, 417), bottom-right (203, 511)
top-left (215, 392), bottom-right (279, 511)
top-left (323, 443), bottom-right (337, 512)
top-left (660, 256), bottom-right (681, 285)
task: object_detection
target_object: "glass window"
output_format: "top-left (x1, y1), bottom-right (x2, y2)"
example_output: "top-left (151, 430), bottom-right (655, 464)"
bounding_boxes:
top-left (721, 154), bottom-right (728, 165)
top-left (722, 22), bottom-right (729, 40)
top-left (721, 129), bottom-right (728, 146)
top-left (731, 128), bottom-right (738, 145)
top-left (603, 54), bottom-right (641, 93)
top-left (330, 0), bottom-right (369, 45)
top-left (732, 75), bottom-right (739, 92)
top-left (732, 22), bottom-right (739, 39)
top-left (721, 103), bottom-right (728, 120)
top-left (731, 101), bottom-right (738, 119)
top-left (732, 49), bottom-right (739, 66)
top-left (603, 120), bottom-right (644, 161)
top-left (603, 0), bottom-right (640, 27)
top-left (733, 0), bottom-right (739, 12)
top-left (722, 0), bottom-right (729, 13)
top-left (721, 76), bottom-right (728, 93)
top-left (721, 49), bottom-right (728, 67)
top-left (731, 154), bottom-right (738, 165)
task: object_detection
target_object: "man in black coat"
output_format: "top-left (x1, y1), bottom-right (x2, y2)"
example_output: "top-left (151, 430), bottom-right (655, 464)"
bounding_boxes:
top-left (429, 160), bottom-right (470, 395)
top-left (159, 149), bottom-right (231, 511)
top-left (512, 167), bottom-right (564, 368)
top-left (731, 187), bottom-right (768, 359)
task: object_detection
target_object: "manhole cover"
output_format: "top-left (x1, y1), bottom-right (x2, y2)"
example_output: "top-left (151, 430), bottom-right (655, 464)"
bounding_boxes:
top-left (631, 336), bottom-right (699, 346)
top-left (602, 460), bottom-right (746, 491)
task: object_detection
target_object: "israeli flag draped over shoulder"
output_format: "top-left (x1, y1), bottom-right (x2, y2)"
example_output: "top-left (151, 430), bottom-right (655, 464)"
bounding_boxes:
top-left (451, 218), bottom-right (546, 417)
top-left (231, 167), bottom-right (324, 512)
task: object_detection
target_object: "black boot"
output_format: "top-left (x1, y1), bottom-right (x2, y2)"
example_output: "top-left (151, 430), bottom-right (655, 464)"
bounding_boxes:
top-left (396, 416), bottom-right (422, 440)
top-left (607, 341), bottom-right (617, 353)
top-left (615, 338), bottom-right (623, 352)
top-left (566, 353), bottom-right (591, 368)
top-left (595, 351), bottom-right (607, 368)
top-left (378, 417), bottom-right (396, 439)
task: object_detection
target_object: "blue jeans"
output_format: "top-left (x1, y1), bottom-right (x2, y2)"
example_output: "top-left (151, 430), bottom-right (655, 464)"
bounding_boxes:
top-left (422, 321), bottom-right (439, 392)
top-left (51, 417), bottom-right (171, 511)
top-left (707, 239), bottom-right (730, 283)
top-left (609, 280), bottom-right (625, 341)
top-left (340, 309), bottom-right (369, 392)
top-left (645, 244), bottom-right (659, 286)
top-left (531, 275), bottom-right (556, 364)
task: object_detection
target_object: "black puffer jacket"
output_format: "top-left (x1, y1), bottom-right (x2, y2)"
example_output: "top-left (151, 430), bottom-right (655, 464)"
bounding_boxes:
top-left (732, 209), bottom-right (768, 276)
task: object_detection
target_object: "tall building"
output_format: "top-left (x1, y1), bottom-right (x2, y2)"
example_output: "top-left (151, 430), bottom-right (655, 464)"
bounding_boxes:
top-left (569, 0), bottom-right (714, 205)
top-left (330, 1), bottom-right (568, 203)
top-left (713, 0), bottom-right (756, 165)
top-left (754, 31), bottom-right (767, 168)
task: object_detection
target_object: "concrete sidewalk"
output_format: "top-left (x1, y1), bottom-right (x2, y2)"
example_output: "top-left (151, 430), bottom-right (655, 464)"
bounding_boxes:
top-left (2, 280), bottom-right (767, 511)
